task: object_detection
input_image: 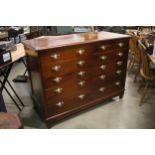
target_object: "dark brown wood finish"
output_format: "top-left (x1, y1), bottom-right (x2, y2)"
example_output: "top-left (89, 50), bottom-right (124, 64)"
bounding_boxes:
top-left (23, 31), bottom-right (130, 127)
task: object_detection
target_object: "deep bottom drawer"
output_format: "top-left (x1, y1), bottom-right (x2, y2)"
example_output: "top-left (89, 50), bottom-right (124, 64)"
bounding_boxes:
top-left (45, 78), bottom-right (125, 117)
top-left (45, 90), bottom-right (93, 117)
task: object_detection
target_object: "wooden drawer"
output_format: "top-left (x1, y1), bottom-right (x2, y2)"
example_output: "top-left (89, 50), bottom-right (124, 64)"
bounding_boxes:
top-left (40, 44), bottom-right (94, 65)
top-left (91, 59), bottom-right (127, 76)
top-left (41, 58), bottom-right (95, 89)
top-left (93, 49), bottom-right (128, 64)
top-left (91, 79), bottom-right (125, 103)
top-left (92, 69), bottom-right (126, 84)
top-left (44, 75), bottom-right (93, 104)
top-left (45, 90), bottom-right (94, 117)
top-left (94, 39), bottom-right (129, 52)
top-left (45, 76), bottom-right (125, 117)
top-left (43, 69), bottom-right (94, 89)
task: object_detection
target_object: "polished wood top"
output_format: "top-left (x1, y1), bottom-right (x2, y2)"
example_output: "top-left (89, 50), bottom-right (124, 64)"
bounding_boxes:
top-left (23, 31), bottom-right (130, 52)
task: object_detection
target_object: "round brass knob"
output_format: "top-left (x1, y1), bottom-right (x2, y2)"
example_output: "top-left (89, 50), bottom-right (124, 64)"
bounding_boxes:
top-left (118, 42), bottom-right (124, 47)
top-left (99, 75), bottom-right (106, 80)
top-left (117, 61), bottom-right (123, 66)
top-left (115, 82), bottom-right (121, 86)
top-left (78, 81), bottom-right (85, 86)
top-left (78, 94), bottom-right (85, 100)
top-left (100, 45), bottom-right (106, 50)
top-left (100, 55), bottom-right (107, 60)
top-left (117, 52), bottom-right (123, 57)
top-left (99, 87), bottom-right (105, 92)
top-left (52, 65), bottom-right (61, 72)
top-left (77, 71), bottom-right (86, 77)
top-left (54, 88), bottom-right (63, 94)
top-left (50, 53), bottom-right (60, 60)
top-left (77, 60), bottom-right (85, 66)
top-left (56, 101), bottom-right (64, 107)
top-left (53, 77), bottom-right (62, 83)
top-left (116, 70), bottom-right (122, 75)
top-left (77, 49), bottom-right (85, 55)
top-left (100, 65), bottom-right (106, 70)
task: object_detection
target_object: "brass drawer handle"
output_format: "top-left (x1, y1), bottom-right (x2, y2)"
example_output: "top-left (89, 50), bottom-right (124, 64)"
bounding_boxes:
top-left (52, 65), bottom-right (61, 72)
top-left (115, 82), bottom-right (121, 86)
top-left (100, 55), bottom-right (107, 60)
top-left (117, 61), bottom-right (123, 66)
top-left (116, 70), bottom-right (122, 75)
top-left (78, 94), bottom-right (85, 100)
top-left (77, 60), bottom-right (85, 66)
top-left (118, 42), bottom-right (124, 47)
top-left (117, 52), bottom-right (123, 57)
top-left (77, 71), bottom-right (86, 77)
top-left (99, 87), bottom-right (105, 92)
top-left (100, 45), bottom-right (106, 50)
top-left (78, 81), bottom-right (85, 86)
top-left (50, 53), bottom-right (60, 60)
top-left (99, 75), bottom-right (106, 80)
top-left (100, 65), bottom-right (106, 70)
top-left (54, 88), bottom-right (63, 94)
top-left (56, 101), bottom-right (64, 107)
top-left (53, 77), bottom-right (62, 83)
top-left (77, 49), bottom-right (85, 55)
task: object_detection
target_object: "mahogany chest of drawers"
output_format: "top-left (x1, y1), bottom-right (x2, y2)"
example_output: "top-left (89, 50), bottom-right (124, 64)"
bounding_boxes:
top-left (23, 31), bottom-right (130, 127)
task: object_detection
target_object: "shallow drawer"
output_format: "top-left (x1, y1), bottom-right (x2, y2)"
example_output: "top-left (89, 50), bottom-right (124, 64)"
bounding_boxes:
top-left (40, 56), bottom-right (96, 88)
top-left (94, 39), bottom-right (129, 52)
top-left (92, 69), bottom-right (126, 84)
top-left (93, 48), bottom-right (128, 64)
top-left (91, 78), bottom-right (125, 100)
top-left (44, 76), bottom-right (93, 103)
top-left (40, 44), bottom-right (94, 65)
top-left (91, 58), bottom-right (128, 75)
top-left (45, 90), bottom-right (94, 117)
top-left (43, 69), bottom-right (94, 89)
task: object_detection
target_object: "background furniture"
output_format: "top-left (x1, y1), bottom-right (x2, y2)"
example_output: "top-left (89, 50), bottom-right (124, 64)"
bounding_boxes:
top-left (0, 44), bottom-right (25, 111)
top-left (0, 92), bottom-right (6, 112)
top-left (138, 40), bottom-right (155, 105)
top-left (23, 31), bottom-right (130, 127)
top-left (0, 112), bottom-right (23, 129)
top-left (128, 34), bottom-right (141, 82)
top-left (0, 31), bottom-right (8, 41)
top-left (96, 26), bottom-right (125, 34)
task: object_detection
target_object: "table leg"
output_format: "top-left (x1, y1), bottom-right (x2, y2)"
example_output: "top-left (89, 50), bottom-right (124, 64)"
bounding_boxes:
top-left (0, 64), bottom-right (13, 92)
top-left (0, 92), bottom-right (7, 112)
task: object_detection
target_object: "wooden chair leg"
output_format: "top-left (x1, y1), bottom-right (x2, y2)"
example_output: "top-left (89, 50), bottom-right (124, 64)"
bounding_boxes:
top-left (139, 82), bottom-right (149, 106)
top-left (127, 57), bottom-right (133, 72)
top-left (134, 64), bottom-right (140, 83)
top-left (128, 58), bottom-right (135, 74)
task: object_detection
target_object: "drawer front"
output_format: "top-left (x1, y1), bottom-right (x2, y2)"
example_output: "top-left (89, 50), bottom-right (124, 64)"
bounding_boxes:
top-left (40, 44), bottom-right (93, 65)
top-left (45, 90), bottom-right (93, 117)
top-left (93, 49), bottom-right (128, 64)
top-left (43, 70), bottom-right (94, 89)
top-left (45, 76), bottom-right (92, 95)
top-left (40, 40), bottom-right (129, 117)
top-left (44, 72), bottom-right (125, 105)
top-left (93, 69), bottom-right (126, 85)
top-left (92, 59), bottom-right (127, 76)
top-left (94, 39), bottom-right (129, 52)
top-left (92, 78), bottom-right (125, 102)
top-left (41, 58), bottom-right (95, 89)
top-left (45, 76), bottom-right (125, 117)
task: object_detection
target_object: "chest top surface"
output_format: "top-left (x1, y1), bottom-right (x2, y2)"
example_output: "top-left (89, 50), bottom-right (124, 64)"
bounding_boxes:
top-left (23, 31), bottom-right (130, 52)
